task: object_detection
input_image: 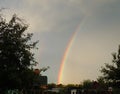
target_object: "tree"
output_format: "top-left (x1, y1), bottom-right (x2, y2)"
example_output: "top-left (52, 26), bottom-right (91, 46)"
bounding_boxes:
top-left (0, 14), bottom-right (38, 92)
top-left (82, 79), bottom-right (93, 89)
top-left (97, 76), bottom-right (107, 89)
top-left (100, 45), bottom-right (120, 87)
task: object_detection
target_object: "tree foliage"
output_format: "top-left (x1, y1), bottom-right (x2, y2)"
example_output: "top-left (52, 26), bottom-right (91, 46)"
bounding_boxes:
top-left (0, 14), bottom-right (38, 91)
top-left (82, 79), bottom-right (93, 89)
top-left (101, 45), bottom-right (120, 86)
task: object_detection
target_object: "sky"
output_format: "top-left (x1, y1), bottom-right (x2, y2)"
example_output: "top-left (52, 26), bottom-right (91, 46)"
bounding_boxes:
top-left (0, 0), bottom-right (120, 84)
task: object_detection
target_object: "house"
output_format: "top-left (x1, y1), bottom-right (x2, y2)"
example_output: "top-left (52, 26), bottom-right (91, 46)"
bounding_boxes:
top-left (70, 89), bottom-right (82, 94)
top-left (71, 89), bottom-right (77, 94)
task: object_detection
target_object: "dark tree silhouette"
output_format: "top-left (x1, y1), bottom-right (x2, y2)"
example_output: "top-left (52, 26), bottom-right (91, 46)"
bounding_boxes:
top-left (101, 45), bottom-right (120, 87)
top-left (0, 14), bottom-right (38, 92)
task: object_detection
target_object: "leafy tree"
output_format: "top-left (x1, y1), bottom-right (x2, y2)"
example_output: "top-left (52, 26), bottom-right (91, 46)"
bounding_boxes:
top-left (97, 76), bottom-right (107, 89)
top-left (47, 83), bottom-right (57, 89)
top-left (0, 14), bottom-right (38, 92)
top-left (82, 79), bottom-right (93, 89)
top-left (101, 45), bottom-right (120, 87)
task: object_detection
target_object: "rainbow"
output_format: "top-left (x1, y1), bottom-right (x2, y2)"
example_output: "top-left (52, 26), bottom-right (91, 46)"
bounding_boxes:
top-left (57, 24), bottom-right (81, 84)
top-left (57, 16), bottom-right (87, 84)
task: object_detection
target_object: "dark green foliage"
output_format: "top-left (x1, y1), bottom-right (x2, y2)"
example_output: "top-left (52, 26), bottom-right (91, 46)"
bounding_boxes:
top-left (47, 83), bottom-right (57, 89)
top-left (101, 45), bottom-right (120, 87)
top-left (0, 14), bottom-right (38, 91)
top-left (82, 80), bottom-right (93, 89)
top-left (97, 76), bottom-right (107, 89)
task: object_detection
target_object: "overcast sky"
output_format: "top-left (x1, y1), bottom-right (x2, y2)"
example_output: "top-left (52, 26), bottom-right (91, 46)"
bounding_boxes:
top-left (1, 0), bottom-right (120, 84)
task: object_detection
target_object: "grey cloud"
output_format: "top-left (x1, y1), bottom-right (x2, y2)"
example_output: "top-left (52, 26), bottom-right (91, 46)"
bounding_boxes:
top-left (14, 0), bottom-right (85, 33)
top-left (80, 0), bottom-right (120, 32)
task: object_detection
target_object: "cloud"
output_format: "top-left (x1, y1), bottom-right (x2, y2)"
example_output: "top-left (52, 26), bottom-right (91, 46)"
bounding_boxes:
top-left (1, 0), bottom-right (118, 33)
top-left (18, 0), bottom-right (85, 33)
top-left (1, 0), bottom-right (92, 33)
